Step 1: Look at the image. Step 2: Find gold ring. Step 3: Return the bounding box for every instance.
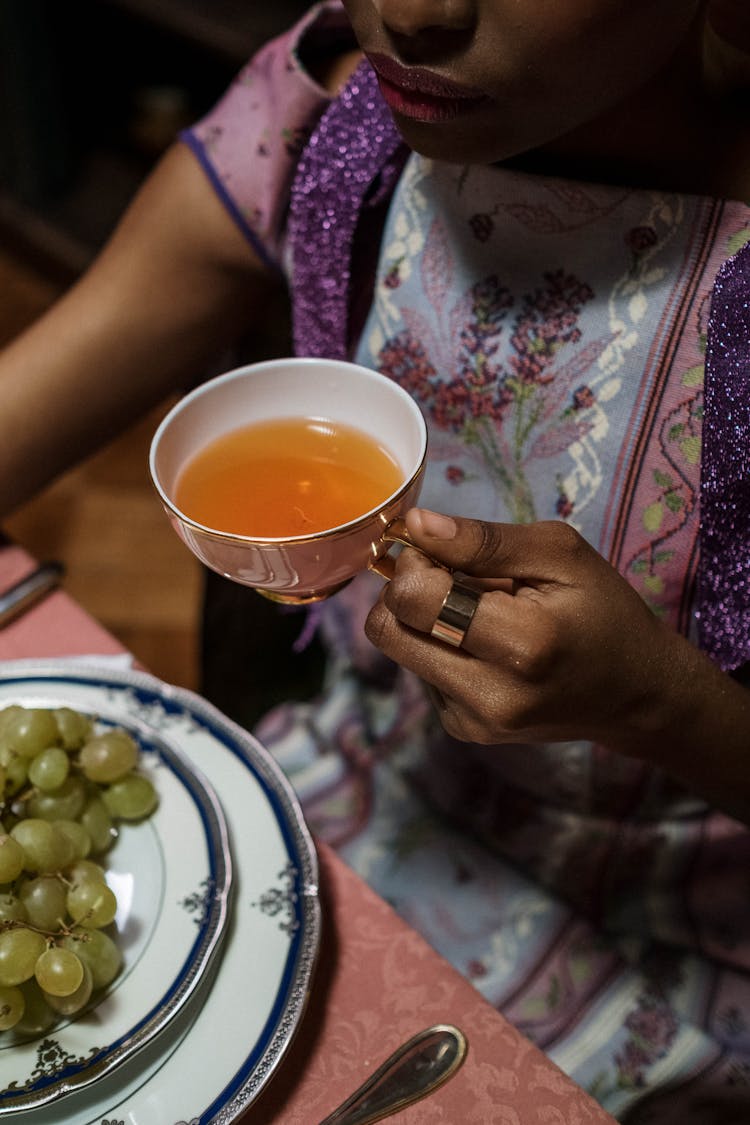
[430,580,481,648]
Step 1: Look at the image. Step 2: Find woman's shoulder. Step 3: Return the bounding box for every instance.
[179,3,361,268]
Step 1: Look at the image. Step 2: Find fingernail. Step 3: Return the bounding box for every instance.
[412,509,457,540]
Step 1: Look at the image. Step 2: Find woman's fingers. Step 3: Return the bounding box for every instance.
[366,575,530,745]
[367,512,683,751]
[403,507,593,586]
[369,545,551,669]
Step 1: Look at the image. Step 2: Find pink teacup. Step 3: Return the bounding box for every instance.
[149,358,427,603]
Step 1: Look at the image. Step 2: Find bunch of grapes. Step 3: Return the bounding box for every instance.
[0,704,158,1035]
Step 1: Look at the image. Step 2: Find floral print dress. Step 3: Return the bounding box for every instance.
[182,5,750,1120]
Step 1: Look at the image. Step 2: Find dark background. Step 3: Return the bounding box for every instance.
[0,0,311,280]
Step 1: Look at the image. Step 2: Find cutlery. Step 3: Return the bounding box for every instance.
[317,1023,467,1125]
[0,561,64,628]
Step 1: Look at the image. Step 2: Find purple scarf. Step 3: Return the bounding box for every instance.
[289,60,750,673]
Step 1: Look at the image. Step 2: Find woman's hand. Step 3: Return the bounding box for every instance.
[366,508,686,753]
[366,508,750,822]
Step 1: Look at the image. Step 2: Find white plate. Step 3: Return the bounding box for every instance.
[0,693,232,1114]
[0,660,320,1124]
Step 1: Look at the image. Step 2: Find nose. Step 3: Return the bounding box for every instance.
[375,0,477,38]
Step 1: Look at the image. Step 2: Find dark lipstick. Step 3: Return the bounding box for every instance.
[366,52,489,123]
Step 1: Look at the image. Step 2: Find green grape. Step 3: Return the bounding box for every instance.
[0,984,25,1030]
[53,819,91,861]
[0,709,23,759]
[10,820,75,875]
[0,709,58,761]
[43,959,93,1016]
[66,859,107,886]
[62,929,122,989]
[0,894,28,925]
[0,834,25,883]
[0,928,46,986]
[79,730,138,784]
[0,706,23,736]
[2,755,27,799]
[79,797,115,855]
[26,776,87,822]
[10,820,58,874]
[66,880,118,929]
[52,824,76,871]
[102,774,158,821]
[14,978,56,1035]
[0,705,160,1037]
[34,946,84,997]
[53,707,92,751]
[19,876,68,932]
[28,747,70,792]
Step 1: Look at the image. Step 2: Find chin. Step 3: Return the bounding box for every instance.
[394,122,496,165]
[392,115,536,167]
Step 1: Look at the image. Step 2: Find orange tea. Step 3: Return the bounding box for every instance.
[174,416,405,538]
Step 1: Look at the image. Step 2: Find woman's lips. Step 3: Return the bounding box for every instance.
[366,52,489,123]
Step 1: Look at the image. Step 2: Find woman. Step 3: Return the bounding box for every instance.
[1,1,749,1117]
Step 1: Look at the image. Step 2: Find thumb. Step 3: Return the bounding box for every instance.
[403,508,583,583]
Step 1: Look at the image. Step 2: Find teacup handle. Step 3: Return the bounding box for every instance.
[369,517,447,582]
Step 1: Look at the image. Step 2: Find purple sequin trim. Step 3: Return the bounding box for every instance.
[697,239,750,671]
[288,59,404,360]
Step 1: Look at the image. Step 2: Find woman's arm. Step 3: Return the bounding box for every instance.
[365,508,750,825]
[0,141,271,516]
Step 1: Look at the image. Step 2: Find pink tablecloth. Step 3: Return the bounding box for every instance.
[0,543,616,1123]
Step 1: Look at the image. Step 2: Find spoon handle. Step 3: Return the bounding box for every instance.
[0,562,64,628]
[317,1024,467,1125]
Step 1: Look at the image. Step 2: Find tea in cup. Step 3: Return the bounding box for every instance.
[149,358,427,603]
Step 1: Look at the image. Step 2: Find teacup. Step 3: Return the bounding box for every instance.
[149,357,428,603]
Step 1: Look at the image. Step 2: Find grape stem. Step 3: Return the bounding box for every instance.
[0,917,78,942]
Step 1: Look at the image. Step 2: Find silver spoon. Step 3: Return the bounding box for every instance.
[317,1024,467,1125]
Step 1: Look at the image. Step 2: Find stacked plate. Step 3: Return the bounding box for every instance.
[0,661,321,1123]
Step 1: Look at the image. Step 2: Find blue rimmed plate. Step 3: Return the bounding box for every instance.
[0,660,320,1123]
[0,684,233,1114]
